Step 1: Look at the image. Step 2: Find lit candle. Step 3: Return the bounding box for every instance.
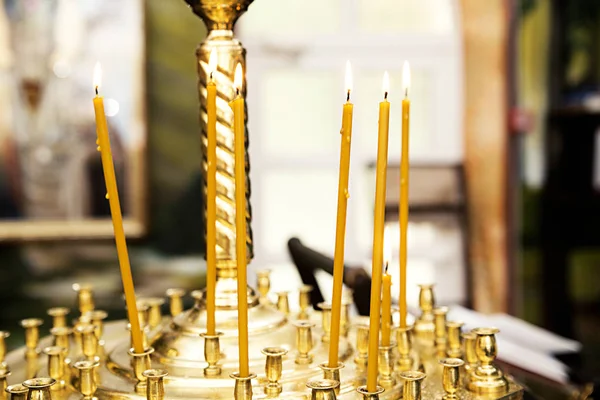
[381,227,392,347]
[231,63,249,377]
[92,62,144,353]
[366,71,391,391]
[328,61,354,368]
[399,61,411,328]
[206,48,218,336]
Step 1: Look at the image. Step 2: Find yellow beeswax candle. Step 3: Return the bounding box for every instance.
[381,227,392,347]
[231,63,249,377]
[399,62,411,329]
[366,72,391,391]
[206,49,218,336]
[328,61,354,368]
[92,62,144,353]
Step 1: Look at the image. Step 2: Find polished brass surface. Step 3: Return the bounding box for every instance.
[318,303,332,343]
[141,298,164,329]
[468,328,508,395]
[414,285,435,346]
[142,369,167,400]
[318,362,344,396]
[276,292,290,315]
[47,308,70,329]
[200,332,224,376]
[396,325,414,372]
[354,325,369,367]
[166,289,186,317]
[22,378,55,400]
[20,319,42,357]
[261,347,287,396]
[356,385,385,400]
[294,321,314,365]
[340,302,350,338]
[446,322,463,359]
[400,371,426,400]
[42,347,65,390]
[5,384,27,400]
[439,358,463,399]
[0,331,10,371]
[307,379,338,400]
[50,328,71,352]
[256,271,271,305]
[85,310,109,339]
[230,373,256,400]
[128,347,154,384]
[74,360,99,399]
[0,370,10,395]
[76,325,98,360]
[462,332,478,375]
[377,344,396,389]
[298,285,313,320]
[73,284,94,315]
[433,307,448,356]
[136,302,150,329]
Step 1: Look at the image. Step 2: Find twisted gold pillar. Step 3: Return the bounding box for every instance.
[186,0,254,277]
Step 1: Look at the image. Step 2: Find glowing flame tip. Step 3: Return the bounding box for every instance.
[402,61,411,96]
[345,60,352,94]
[382,71,390,98]
[93,62,102,90]
[209,48,217,77]
[234,63,243,93]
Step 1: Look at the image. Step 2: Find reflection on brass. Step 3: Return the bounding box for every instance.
[446,321,463,358]
[414,285,435,346]
[462,331,478,375]
[43,346,66,390]
[128,347,154,384]
[261,347,287,396]
[50,327,71,352]
[306,379,338,400]
[20,318,42,356]
[433,307,448,356]
[400,371,426,400]
[76,325,98,360]
[84,310,108,340]
[22,378,55,400]
[200,332,223,377]
[73,284,94,315]
[47,308,70,329]
[377,343,396,389]
[136,301,150,328]
[356,385,385,400]
[354,324,369,367]
[276,292,290,315]
[439,358,464,399]
[396,325,414,371]
[318,303,332,343]
[5,385,27,400]
[340,302,350,338]
[230,373,256,400]
[140,298,165,329]
[293,320,314,364]
[165,288,186,317]
[298,285,313,319]
[256,270,271,304]
[319,362,344,396]
[142,369,168,400]
[468,328,508,395]
[74,360,99,399]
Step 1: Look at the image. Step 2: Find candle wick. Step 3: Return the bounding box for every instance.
[210,71,213,81]
[95,86,99,96]
[384,91,388,100]
[384,262,389,274]
[346,90,350,102]
[236,87,240,97]
[405,88,408,98]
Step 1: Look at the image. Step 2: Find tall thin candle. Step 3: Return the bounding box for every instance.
[381,227,392,347]
[399,61,411,328]
[92,62,144,353]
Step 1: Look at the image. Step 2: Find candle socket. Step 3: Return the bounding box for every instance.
[0,370,10,395]
[306,379,339,400]
[73,284,95,315]
[128,347,155,385]
[43,346,66,390]
[400,371,426,400]
[377,343,396,389]
[165,288,186,317]
[84,310,108,340]
[319,362,344,395]
[276,292,290,315]
[354,324,369,367]
[294,321,314,365]
[433,307,448,355]
[468,328,508,395]
[396,325,415,371]
[439,358,464,399]
[76,325,98,360]
[356,385,384,400]
[50,327,71,353]
[142,369,168,400]
[5,384,27,400]
[256,270,271,305]
[200,332,223,377]
[47,308,69,329]
[20,318,43,357]
[230,373,256,400]
[74,360,99,399]
[22,378,56,400]
[127,324,149,350]
[318,303,331,343]
[446,321,464,358]
[0,331,10,373]
[261,347,288,396]
[414,285,435,345]
[143,298,165,329]
[462,332,478,375]
[298,284,313,320]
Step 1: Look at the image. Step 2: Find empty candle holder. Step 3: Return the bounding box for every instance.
[256,270,271,305]
[143,298,165,329]
[5,384,27,400]
[298,284,313,320]
[414,285,435,345]
[22,378,56,400]
[142,369,168,400]
[128,347,155,385]
[262,346,288,396]
[317,303,332,343]
[294,321,314,365]
[400,371,426,400]
[446,321,464,358]
[20,318,43,357]
[340,301,350,338]
[276,291,290,315]
[230,373,256,400]
[73,360,99,399]
[49,327,71,353]
[462,331,478,375]
[306,379,338,400]
[356,385,384,400]
[0,331,10,373]
[47,308,69,329]
[468,328,508,395]
[0,369,10,395]
[354,324,369,367]
[319,362,344,395]
[396,325,414,371]
[439,357,464,399]
[73,284,95,315]
[165,288,186,317]
[76,325,98,360]
[377,343,396,389]
[200,332,223,377]
[43,346,66,390]
[84,310,108,340]
[433,306,448,355]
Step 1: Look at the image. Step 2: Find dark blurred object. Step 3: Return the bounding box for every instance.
[287,238,371,315]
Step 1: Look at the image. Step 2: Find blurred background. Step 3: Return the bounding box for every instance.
[0,0,599,396]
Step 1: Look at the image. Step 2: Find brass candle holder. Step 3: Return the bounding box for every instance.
[143,298,165,329]
[5,384,27,400]
[294,321,314,364]
[396,325,414,371]
[0,369,10,395]
[73,284,95,315]
[377,343,397,389]
[414,285,435,346]
[318,303,332,343]
[0,331,9,373]
[356,385,385,400]
[76,324,98,360]
[400,371,426,400]
[49,327,71,352]
[307,379,338,400]
[200,332,224,376]
[22,378,56,400]
[47,308,70,329]
[354,324,369,367]
[261,347,288,396]
[256,270,271,305]
[43,346,66,390]
[433,306,448,355]
[462,331,478,375]
[142,369,168,400]
[276,292,290,315]
[468,328,508,395]
[319,362,344,395]
[73,360,99,399]
[298,284,313,320]
[230,373,256,400]
[439,358,464,399]
[85,310,108,339]
[20,318,42,357]
[446,321,464,358]
[165,288,186,317]
[128,347,155,386]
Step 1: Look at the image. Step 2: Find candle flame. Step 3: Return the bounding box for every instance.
[402,61,411,97]
[345,60,352,96]
[382,71,390,99]
[93,62,102,92]
[234,63,243,94]
[208,48,217,78]
[384,225,392,269]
